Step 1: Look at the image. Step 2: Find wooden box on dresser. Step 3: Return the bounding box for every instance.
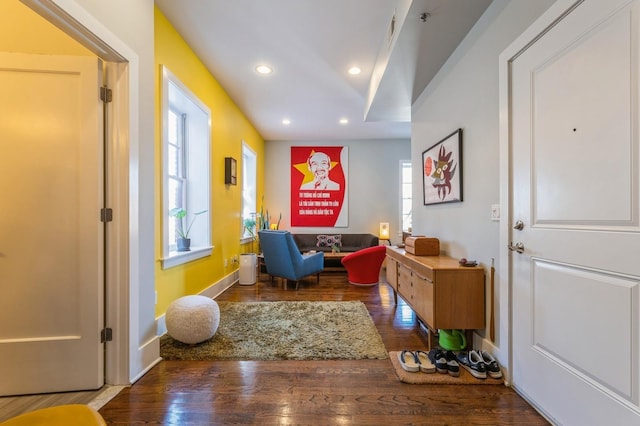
[385,246,485,349]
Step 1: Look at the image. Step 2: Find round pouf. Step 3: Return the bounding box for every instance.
[166,295,220,344]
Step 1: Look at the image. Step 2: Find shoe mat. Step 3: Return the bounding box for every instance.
[388,351,504,385]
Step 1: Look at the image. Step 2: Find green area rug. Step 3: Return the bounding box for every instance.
[160,300,388,361]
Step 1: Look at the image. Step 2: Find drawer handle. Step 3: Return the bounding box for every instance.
[414,273,432,282]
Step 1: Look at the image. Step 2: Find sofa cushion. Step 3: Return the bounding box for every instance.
[292,233,379,255]
[316,234,342,248]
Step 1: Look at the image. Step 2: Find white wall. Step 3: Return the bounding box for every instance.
[411,0,554,350]
[265,139,410,241]
[51,0,157,382]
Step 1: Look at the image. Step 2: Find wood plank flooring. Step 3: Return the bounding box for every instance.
[99,270,549,425]
[0,388,106,422]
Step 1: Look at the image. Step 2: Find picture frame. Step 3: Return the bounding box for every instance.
[422,129,462,205]
[225,157,237,185]
[290,146,348,227]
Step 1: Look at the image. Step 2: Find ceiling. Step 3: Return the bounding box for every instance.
[154,0,492,141]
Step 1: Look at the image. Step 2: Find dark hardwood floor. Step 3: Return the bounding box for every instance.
[99,269,548,425]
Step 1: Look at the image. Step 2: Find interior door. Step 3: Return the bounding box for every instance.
[510,0,640,424]
[0,53,104,395]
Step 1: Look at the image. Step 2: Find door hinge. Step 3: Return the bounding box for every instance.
[101,208,113,222]
[101,327,113,343]
[100,86,112,103]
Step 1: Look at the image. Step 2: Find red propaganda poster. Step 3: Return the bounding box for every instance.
[291,146,348,227]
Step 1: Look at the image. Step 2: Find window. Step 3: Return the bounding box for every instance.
[167,108,186,246]
[241,142,257,242]
[400,160,412,232]
[161,66,212,268]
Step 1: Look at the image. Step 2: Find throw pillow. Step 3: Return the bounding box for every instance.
[316,234,342,248]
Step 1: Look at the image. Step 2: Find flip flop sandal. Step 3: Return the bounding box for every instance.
[397,350,420,372]
[415,350,436,373]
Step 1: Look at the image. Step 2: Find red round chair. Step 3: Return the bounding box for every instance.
[341,245,387,286]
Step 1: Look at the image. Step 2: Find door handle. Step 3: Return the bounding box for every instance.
[508,242,525,253]
[513,220,524,230]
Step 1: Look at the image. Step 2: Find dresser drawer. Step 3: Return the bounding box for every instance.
[412,271,434,326]
[412,263,433,282]
[397,263,414,307]
[398,263,412,288]
[385,256,398,291]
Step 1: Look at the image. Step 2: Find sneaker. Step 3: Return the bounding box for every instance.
[415,350,436,373]
[444,350,460,377]
[427,349,448,374]
[478,350,503,379]
[456,350,487,379]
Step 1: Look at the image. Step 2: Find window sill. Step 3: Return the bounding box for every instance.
[161,245,213,269]
[240,236,256,245]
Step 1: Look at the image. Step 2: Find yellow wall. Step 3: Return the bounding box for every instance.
[0,0,92,55]
[154,7,264,316]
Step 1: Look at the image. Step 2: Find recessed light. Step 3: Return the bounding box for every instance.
[282,118,291,125]
[347,66,361,75]
[256,65,273,75]
[339,118,349,125]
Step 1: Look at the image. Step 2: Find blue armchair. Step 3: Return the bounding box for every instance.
[258,230,324,289]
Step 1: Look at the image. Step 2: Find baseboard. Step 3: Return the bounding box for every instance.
[131,355,162,384]
[156,270,239,336]
[477,336,510,386]
[129,335,161,384]
[200,269,239,299]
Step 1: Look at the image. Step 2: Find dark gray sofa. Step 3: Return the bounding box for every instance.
[291,233,379,267]
[292,233,379,253]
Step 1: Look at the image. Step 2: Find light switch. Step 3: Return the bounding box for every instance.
[491,204,500,221]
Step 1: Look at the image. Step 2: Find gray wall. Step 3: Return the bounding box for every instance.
[265,139,410,241]
[411,0,555,349]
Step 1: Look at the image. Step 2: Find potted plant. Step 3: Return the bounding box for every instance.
[256,196,282,231]
[243,217,257,240]
[169,207,207,251]
[243,217,258,253]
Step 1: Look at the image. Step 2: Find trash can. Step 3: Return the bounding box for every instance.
[239,253,257,285]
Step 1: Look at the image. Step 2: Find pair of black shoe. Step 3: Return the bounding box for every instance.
[456,350,503,379]
[456,350,487,379]
[427,349,459,377]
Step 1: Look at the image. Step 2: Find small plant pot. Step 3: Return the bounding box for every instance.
[177,238,191,252]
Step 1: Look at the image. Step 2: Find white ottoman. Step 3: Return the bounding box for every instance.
[166,295,220,344]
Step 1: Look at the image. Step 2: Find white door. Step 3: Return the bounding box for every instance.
[510,0,640,424]
[0,53,104,395]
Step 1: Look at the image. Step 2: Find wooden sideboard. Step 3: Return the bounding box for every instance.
[385,246,485,348]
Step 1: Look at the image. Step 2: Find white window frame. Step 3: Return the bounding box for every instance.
[161,66,212,268]
[400,159,412,233]
[241,142,257,243]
